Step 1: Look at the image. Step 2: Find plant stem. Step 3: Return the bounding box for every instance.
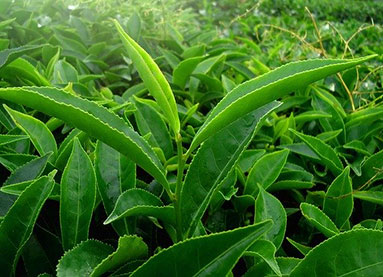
[174,133,185,242]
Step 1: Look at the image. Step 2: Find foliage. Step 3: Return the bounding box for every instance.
[0,0,383,276]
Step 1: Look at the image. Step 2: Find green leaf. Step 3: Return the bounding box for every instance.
[104,188,175,225]
[353,191,383,205]
[173,56,204,89]
[3,152,51,186]
[323,167,353,228]
[90,236,148,277]
[290,129,343,175]
[244,149,289,196]
[57,240,114,277]
[0,45,42,69]
[300,202,339,238]
[354,149,383,188]
[133,97,173,159]
[181,102,280,238]
[290,230,383,276]
[60,139,96,250]
[0,86,170,196]
[114,20,180,134]
[4,105,57,161]
[286,237,312,255]
[0,175,55,276]
[188,56,376,153]
[254,186,287,249]
[95,141,136,236]
[245,239,281,276]
[0,134,28,146]
[130,221,272,277]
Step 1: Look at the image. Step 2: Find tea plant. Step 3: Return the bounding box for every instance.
[0,1,383,276]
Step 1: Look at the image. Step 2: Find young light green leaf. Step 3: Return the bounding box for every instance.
[4,105,57,161]
[104,188,175,225]
[60,139,96,250]
[181,101,280,238]
[130,221,272,277]
[0,175,55,276]
[173,56,204,89]
[300,202,339,238]
[290,129,343,175]
[95,141,136,236]
[188,56,375,153]
[323,167,353,228]
[0,45,43,69]
[57,240,114,277]
[244,149,289,196]
[0,86,170,196]
[290,230,383,276]
[114,20,180,134]
[90,236,148,277]
[254,186,287,249]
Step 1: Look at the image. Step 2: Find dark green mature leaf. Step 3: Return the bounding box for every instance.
[323,167,353,228]
[354,149,383,188]
[104,188,175,225]
[181,101,280,238]
[130,220,272,277]
[254,186,287,249]
[244,149,289,196]
[90,236,148,277]
[291,129,343,175]
[0,134,27,146]
[0,86,170,195]
[114,20,180,134]
[4,105,57,161]
[57,240,114,277]
[286,237,312,255]
[60,139,96,250]
[300,203,339,238]
[0,175,55,276]
[245,239,281,276]
[188,56,376,153]
[95,141,135,236]
[290,230,383,276]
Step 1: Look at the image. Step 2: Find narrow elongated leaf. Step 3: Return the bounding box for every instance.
[0,134,27,146]
[95,141,136,236]
[4,152,51,185]
[173,56,204,89]
[90,236,148,277]
[353,191,383,205]
[57,240,114,277]
[104,188,175,225]
[181,102,280,238]
[0,175,55,276]
[300,203,339,237]
[188,56,375,153]
[290,230,383,276]
[0,86,170,194]
[60,139,96,250]
[114,20,180,134]
[130,220,272,277]
[4,105,57,161]
[354,149,383,188]
[0,45,42,69]
[286,237,312,255]
[323,167,353,228]
[291,129,343,175]
[244,149,289,196]
[254,186,287,249]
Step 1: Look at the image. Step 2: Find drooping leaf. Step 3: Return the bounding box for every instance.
[0,86,170,195]
[188,56,376,153]
[114,20,180,134]
[181,101,280,238]
[323,167,353,228]
[245,239,281,276]
[0,175,55,276]
[300,202,339,238]
[290,230,383,276]
[130,220,272,277]
[60,139,96,250]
